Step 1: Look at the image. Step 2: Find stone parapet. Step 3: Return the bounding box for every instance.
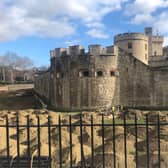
[114,33,148,43]
[152,36,164,43]
[68,45,84,55]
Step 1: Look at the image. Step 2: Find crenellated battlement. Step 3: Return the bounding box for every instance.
[50,45,118,58]
[50,48,67,58]
[152,36,164,43]
[68,45,85,55]
[88,45,104,54]
[114,33,148,42]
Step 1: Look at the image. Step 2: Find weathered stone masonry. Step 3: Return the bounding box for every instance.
[35,27,168,110]
[35,45,120,110]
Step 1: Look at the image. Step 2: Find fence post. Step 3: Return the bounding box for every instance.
[58,115,62,168]
[124,113,127,168]
[16,115,20,168]
[146,114,149,168]
[91,115,94,168]
[6,115,10,168]
[80,113,85,167]
[157,114,160,168]
[101,114,105,168]
[27,115,31,168]
[112,113,116,168]
[48,116,52,168]
[69,115,73,168]
[135,114,138,168]
[37,116,41,168]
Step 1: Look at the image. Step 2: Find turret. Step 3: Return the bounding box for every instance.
[145,27,163,57]
[114,33,148,64]
[50,48,67,58]
[68,45,84,55]
[89,45,103,55]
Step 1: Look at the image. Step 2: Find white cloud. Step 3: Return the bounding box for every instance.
[125,0,168,25]
[154,12,168,33]
[87,29,109,39]
[131,14,154,24]
[0,2,75,41]
[86,22,105,29]
[152,12,168,46]
[124,0,168,46]
[65,39,81,46]
[125,0,168,16]
[0,0,127,41]
[163,36,168,46]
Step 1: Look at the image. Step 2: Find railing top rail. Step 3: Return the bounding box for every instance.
[0,122,168,127]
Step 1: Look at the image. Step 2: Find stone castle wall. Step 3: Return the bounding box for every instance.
[35,27,168,110]
[34,72,50,101]
[150,67,168,107]
[118,50,152,107]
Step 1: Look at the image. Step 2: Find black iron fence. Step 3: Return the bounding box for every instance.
[0,113,166,168]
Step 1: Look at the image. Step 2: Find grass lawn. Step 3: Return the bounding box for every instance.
[104,118,146,125]
[59,111,81,116]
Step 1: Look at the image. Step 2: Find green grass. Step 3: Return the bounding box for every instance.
[59,111,81,116]
[104,118,145,124]
[129,151,146,156]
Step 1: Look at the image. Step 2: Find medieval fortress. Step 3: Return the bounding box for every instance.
[35,27,168,111]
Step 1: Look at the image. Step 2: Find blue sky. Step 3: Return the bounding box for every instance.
[0,0,168,66]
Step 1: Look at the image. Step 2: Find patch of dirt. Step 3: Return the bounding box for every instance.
[0,89,38,110]
[0,89,168,167]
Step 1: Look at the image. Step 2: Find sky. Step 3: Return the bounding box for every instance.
[0,0,168,66]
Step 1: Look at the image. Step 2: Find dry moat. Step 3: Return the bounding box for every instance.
[0,87,168,167]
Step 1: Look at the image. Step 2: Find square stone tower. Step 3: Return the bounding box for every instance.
[145,27,163,57]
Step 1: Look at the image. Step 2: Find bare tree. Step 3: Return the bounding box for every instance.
[0,52,34,70]
[0,52,34,83]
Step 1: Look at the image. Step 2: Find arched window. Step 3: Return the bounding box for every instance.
[96,71,103,77]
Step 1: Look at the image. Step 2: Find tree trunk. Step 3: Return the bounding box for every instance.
[2,67,6,82]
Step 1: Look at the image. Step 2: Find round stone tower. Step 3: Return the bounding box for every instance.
[114,33,148,64]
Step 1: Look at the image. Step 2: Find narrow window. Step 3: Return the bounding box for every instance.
[145,54,147,60]
[129,53,132,57]
[110,71,115,76]
[145,44,147,50]
[97,71,103,77]
[51,73,54,79]
[154,51,157,56]
[79,70,89,77]
[79,72,82,77]
[56,72,61,78]
[128,42,132,49]
[83,71,89,77]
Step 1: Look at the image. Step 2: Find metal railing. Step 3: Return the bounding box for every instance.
[0,113,165,168]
